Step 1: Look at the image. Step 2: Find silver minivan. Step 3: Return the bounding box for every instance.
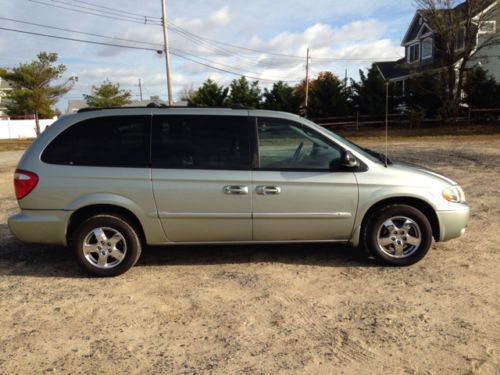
[8,108,470,276]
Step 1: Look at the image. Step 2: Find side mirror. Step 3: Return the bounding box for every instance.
[340,150,359,169]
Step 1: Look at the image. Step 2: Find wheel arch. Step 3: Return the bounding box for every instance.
[351,196,440,247]
[67,204,147,245]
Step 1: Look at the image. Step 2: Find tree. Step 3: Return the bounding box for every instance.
[351,65,395,115]
[414,0,500,118]
[307,72,350,118]
[463,67,500,108]
[0,52,77,135]
[262,81,301,113]
[186,79,229,107]
[226,76,261,108]
[405,71,445,118]
[84,80,132,108]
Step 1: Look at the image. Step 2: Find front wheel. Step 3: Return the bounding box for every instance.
[73,214,142,277]
[361,204,433,266]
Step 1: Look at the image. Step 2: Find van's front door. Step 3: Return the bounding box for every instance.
[151,113,252,242]
[252,117,358,241]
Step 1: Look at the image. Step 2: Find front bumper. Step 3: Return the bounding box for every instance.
[8,210,71,246]
[436,205,470,242]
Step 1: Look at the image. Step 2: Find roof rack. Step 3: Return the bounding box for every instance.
[77,104,256,113]
[77,102,170,113]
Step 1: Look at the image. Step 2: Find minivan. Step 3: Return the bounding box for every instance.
[8,108,470,276]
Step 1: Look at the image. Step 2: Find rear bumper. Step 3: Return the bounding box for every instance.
[8,210,71,246]
[436,206,470,242]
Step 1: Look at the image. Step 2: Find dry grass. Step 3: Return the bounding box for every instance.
[0,139,34,152]
[335,123,500,142]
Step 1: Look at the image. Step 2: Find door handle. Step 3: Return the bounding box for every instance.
[223,185,249,195]
[256,186,281,195]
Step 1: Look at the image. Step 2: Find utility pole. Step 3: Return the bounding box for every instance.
[304,47,310,117]
[161,0,173,106]
[138,79,143,101]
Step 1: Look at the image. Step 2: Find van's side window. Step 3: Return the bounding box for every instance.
[42,116,150,167]
[257,118,342,170]
[152,115,250,170]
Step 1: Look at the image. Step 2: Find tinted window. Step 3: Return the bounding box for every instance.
[257,118,342,170]
[152,115,250,170]
[42,116,150,167]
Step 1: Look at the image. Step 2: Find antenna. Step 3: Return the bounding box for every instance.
[385,80,389,168]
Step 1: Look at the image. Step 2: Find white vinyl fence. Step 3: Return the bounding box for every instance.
[0,118,57,139]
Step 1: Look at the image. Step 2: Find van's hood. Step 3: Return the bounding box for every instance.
[391,160,458,186]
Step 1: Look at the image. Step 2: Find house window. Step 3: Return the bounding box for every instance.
[408,43,420,62]
[422,38,433,59]
[479,21,496,34]
[455,28,466,50]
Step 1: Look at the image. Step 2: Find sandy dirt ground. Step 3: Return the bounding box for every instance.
[0,137,499,375]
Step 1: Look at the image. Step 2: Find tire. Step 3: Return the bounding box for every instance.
[361,204,433,266]
[73,214,142,277]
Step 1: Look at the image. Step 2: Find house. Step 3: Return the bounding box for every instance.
[376,0,499,97]
[66,99,88,114]
[0,77,12,116]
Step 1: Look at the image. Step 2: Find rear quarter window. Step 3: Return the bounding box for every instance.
[42,116,150,167]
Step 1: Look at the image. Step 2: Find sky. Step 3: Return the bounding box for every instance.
[0,0,416,112]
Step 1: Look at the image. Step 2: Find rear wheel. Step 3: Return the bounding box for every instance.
[361,204,433,266]
[73,214,142,277]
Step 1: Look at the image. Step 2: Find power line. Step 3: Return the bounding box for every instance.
[44,0,162,24]
[45,0,161,23]
[167,25,303,70]
[170,23,307,60]
[170,47,300,82]
[28,0,161,25]
[0,26,159,51]
[64,0,161,21]
[169,22,403,61]
[171,45,296,70]
[0,16,163,47]
[0,26,300,83]
[29,0,402,62]
[169,50,301,83]
[0,17,298,80]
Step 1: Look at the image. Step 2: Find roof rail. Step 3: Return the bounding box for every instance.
[76,104,257,113]
[77,102,170,113]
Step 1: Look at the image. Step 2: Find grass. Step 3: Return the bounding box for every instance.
[333,123,500,142]
[0,139,34,152]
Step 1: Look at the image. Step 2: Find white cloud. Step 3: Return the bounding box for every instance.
[173,6,231,32]
[208,6,231,26]
[249,20,389,55]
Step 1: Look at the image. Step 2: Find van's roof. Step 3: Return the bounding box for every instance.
[74,106,303,121]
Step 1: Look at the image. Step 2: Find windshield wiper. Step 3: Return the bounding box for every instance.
[362,148,393,165]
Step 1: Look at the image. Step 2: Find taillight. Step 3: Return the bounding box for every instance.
[14,169,39,200]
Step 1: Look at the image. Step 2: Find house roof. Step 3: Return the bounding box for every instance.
[375,50,468,81]
[375,59,411,80]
